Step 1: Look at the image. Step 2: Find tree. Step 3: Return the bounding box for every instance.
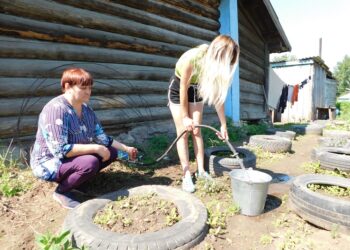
[270,53,298,62]
[334,55,350,96]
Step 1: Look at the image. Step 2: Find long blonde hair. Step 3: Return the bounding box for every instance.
[197,35,240,106]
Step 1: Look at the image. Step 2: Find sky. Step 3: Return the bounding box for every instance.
[270,0,350,72]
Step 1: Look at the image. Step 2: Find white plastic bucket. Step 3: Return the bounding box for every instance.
[229,169,272,216]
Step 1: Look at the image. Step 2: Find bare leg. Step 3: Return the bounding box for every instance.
[169,103,190,174]
[189,102,205,173]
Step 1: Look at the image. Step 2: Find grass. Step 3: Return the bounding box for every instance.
[308,183,350,197]
[0,144,34,197]
[245,145,287,162]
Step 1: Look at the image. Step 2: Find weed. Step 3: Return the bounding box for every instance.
[166,207,180,226]
[196,178,228,196]
[331,224,340,239]
[36,230,87,250]
[301,161,349,178]
[308,183,350,197]
[281,194,289,205]
[259,234,273,245]
[273,213,290,228]
[246,145,286,162]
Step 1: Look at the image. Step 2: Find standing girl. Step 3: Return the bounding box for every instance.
[168,35,240,192]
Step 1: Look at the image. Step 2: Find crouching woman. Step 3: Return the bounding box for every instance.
[30,68,137,209]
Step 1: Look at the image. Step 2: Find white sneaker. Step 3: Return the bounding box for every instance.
[197,171,214,182]
[182,171,195,193]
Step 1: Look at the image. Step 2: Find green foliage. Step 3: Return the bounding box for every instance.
[271,53,298,62]
[0,146,34,197]
[336,102,350,121]
[308,183,350,197]
[301,161,349,178]
[334,55,350,96]
[259,234,273,245]
[36,230,87,250]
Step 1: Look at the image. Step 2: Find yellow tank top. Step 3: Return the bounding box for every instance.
[175,45,208,84]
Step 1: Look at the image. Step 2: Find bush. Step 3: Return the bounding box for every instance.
[337,102,350,121]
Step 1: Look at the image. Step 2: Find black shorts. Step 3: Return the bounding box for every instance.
[168,75,203,104]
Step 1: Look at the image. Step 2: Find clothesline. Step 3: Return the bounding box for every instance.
[277,76,311,113]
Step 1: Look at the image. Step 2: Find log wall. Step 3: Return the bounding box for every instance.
[238,1,268,120]
[0,0,220,143]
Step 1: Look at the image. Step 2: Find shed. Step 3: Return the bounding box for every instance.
[0,0,289,152]
[338,92,350,102]
[269,57,337,122]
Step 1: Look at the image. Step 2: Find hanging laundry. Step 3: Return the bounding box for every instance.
[299,75,311,89]
[277,84,288,113]
[291,84,299,105]
[287,85,294,102]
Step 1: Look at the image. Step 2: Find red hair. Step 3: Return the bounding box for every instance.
[60,68,93,92]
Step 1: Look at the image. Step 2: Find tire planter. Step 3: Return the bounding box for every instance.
[63,185,208,250]
[275,130,296,140]
[305,124,323,135]
[316,148,350,173]
[204,146,256,176]
[318,137,349,148]
[289,174,350,233]
[323,129,350,138]
[249,135,292,153]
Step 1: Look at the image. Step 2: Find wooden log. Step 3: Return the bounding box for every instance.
[240,46,265,69]
[240,104,266,120]
[240,79,263,95]
[0,78,169,97]
[194,0,220,8]
[110,0,219,31]
[54,0,217,41]
[0,59,173,81]
[0,0,207,47]
[0,94,168,117]
[0,36,176,68]
[0,106,173,137]
[239,56,265,76]
[238,34,265,59]
[239,67,264,84]
[158,0,219,19]
[0,14,189,57]
[240,92,264,105]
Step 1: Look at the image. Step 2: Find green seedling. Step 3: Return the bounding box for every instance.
[259,234,273,245]
[36,230,87,250]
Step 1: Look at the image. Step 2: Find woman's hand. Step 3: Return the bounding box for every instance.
[183,116,194,131]
[126,146,138,161]
[216,125,229,141]
[96,145,110,162]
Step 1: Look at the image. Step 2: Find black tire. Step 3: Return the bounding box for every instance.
[275,130,296,140]
[63,185,208,250]
[290,124,307,134]
[316,148,350,173]
[289,174,350,233]
[249,135,292,153]
[323,129,350,138]
[204,146,256,176]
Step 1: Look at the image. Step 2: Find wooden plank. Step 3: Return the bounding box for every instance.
[238,1,264,41]
[54,0,217,41]
[240,47,265,69]
[0,94,168,117]
[0,36,176,68]
[0,59,173,81]
[0,78,169,98]
[0,0,207,47]
[238,22,265,49]
[240,104,266,120]
[158,0,219,19]
[193,0,220,8]
[110,0,219,31]
[239,34,265,59]
[0,14,189,57]
[240,92,264,105]
[239,68,264,84]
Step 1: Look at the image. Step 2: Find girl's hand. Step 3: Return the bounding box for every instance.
[183,117,194,131]
[96,145,110,162]
[126,146,138,161]
[216,125,229,140]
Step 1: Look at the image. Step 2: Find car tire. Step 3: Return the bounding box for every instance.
[249,135,292,153]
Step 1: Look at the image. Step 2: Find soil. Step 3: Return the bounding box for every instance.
[1,134,350,250]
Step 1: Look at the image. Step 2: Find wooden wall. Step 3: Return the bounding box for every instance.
[0,0,220,143]
[238,1,268,120]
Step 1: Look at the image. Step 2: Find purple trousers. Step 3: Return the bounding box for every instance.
[55,147,117,193]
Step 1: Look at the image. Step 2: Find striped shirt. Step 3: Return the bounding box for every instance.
[30,95,112,181]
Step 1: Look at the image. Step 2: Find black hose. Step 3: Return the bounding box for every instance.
[126,124,246,169]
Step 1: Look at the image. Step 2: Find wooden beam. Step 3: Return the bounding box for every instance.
[54,0,217,41]
[0,59,173,81]
[0,36,176,68]
[0,14,189,57]
[0,0,207,47]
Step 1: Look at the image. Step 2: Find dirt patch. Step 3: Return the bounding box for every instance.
[1,134,350,249]
[94,193,180,234]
